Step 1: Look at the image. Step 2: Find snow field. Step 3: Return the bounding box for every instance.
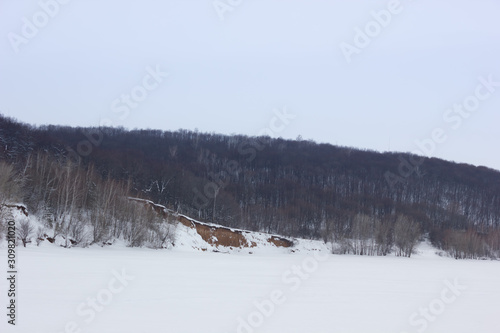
[1,242,499,333]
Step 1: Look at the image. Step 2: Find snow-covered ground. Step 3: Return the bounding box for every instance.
[173,217,328,254]
[1,235,499,333]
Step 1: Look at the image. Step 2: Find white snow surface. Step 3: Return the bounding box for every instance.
[173,218,326,255]
[1,213,499,332]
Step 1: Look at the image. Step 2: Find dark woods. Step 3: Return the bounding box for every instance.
[1,114,499,258]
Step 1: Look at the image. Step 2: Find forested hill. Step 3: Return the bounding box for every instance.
[1,114,499,249]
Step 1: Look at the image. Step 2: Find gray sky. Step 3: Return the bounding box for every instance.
[1,0,500,171]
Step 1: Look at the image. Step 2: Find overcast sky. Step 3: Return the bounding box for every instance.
[1,0,499,171]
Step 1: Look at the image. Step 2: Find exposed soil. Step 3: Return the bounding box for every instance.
[195,223,250,248]
[268,236,294,248]
[178,214,292,249]
[132,197,294,250]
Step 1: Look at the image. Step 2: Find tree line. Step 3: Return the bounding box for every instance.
[0,149,175,248]
[1,114,499,258]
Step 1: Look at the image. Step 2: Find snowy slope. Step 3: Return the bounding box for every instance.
[0,201,328,254]
[173,215,328,255]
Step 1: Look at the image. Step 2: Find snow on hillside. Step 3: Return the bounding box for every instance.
[173,219,328,255]
[0,202,328,254]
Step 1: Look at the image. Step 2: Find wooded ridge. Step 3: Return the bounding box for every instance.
[1,114,499,258]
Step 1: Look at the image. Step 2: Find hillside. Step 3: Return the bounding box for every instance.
[1,220,500,333]
[1,183,499,333]
[1,114,500,258]
[0,201,324,254]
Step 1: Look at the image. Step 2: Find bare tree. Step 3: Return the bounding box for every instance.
[348,214,380,256]
[443,229,490,259]
[375,219,393,256]
[36,227,45,246]
[17,218,34,247]
[89,177,125,243]
[0,161,21,205]
[0,214,6,244]
[149,214,177,249]
[394,215,421,257]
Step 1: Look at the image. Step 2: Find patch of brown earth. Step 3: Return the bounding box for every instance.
[178,215,193,227]
[133,200,295,250]
[194,223,250,248]
[178,215,290,249]
[268,236,294,248]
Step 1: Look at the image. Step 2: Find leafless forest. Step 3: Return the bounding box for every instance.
[1,114,499,258]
